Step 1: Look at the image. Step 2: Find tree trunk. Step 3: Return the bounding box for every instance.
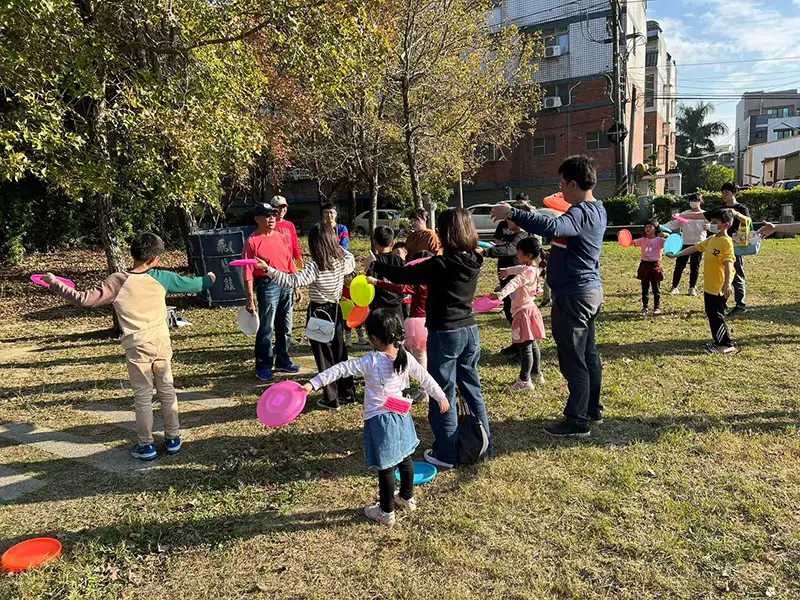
[177,206,199,272]
[401,76,423,208]
[369,168,379,234]
[347,183,357,233]
[95,192,126,337]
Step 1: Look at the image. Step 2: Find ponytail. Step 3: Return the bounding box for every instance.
[393,341,408,375]
[365,308,408,374]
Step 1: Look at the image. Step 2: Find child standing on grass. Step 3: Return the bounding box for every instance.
[368,226,405,322]
[490,237,547,389]
[633,219,666,315]
[303,308,449,526]
[669,208,738,355]
[41,233,215,461]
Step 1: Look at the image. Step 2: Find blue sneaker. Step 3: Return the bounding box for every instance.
[256,366,274,381]
[165,437,182,455]
[275,362,301,374]
[131,443,158,461]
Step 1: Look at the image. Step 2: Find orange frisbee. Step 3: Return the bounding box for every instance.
[346,305,370,328]
[2,537,62,572]
[617,229,633,248]
[542,193,571,213]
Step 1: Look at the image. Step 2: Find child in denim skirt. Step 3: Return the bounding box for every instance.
[303,308,449,525]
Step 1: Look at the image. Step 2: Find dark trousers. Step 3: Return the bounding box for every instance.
[551,288,604,426]
[519,340,541,381]
[704,292,733,347]
[500,275,514,324]
[672,245,702,289]
[308,302,355,404]
[641,281,661,310]
[255,279,293,369]
[378,456,413,513]
[733,256,747,309]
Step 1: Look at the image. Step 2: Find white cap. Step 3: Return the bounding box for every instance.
[270,195,288,207]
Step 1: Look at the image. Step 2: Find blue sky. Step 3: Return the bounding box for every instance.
[647,0,800,145]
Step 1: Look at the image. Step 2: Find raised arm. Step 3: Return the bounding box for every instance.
[370,257,436,285]
[485,231,526,258]
[309,356,369,390]
[46,272,126,308]
[371,279,417,296]
[150,270,214,294]
[508,207,585,238]
[267,262,319,289]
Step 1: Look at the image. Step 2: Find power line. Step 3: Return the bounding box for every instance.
[628,55,800,69]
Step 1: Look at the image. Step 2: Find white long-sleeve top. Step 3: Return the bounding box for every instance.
[666,211,707,245]
[309,351,446,421]
[267,252,355,304]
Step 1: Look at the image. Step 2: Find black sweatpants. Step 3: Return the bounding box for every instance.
[641,281,661,310]
[704,292,733,347]
[378,456,414,513]
[672,245,702,289]
[308,302,355,404]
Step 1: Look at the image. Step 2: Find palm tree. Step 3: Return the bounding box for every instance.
[676,102,729,192]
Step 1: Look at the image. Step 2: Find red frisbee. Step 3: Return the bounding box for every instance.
[229,259,259,267]
[617,229,633,248]
[543,193,571,213]
[346,305,370,328]
[2,537,62,572]
[30,274,75,289]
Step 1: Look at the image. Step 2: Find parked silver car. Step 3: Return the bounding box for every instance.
[353,210,410,235]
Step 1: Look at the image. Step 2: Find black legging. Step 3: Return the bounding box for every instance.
[378,456,414,513]
[672,245,702,289]
[518,340,541,381]
[308,302,355,404]
[641,281,661,310]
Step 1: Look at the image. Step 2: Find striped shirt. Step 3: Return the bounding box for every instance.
[267,251,356,304]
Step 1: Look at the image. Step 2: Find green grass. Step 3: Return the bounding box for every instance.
[1,239,800,599]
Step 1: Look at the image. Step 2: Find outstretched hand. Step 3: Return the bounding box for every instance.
[254,258,270,271]
[759,222,776,238]
[365,276,378,286]
[490,202,512,223]
[302,383,313,393]
[41,272,57,286]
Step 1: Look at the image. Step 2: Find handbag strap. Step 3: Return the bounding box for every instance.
[310,307,333,322]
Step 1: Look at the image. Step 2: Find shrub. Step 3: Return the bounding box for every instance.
[603,195,640,225]
[698,187,800,221]
[652,194,687,223]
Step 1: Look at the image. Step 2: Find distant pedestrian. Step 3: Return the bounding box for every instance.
[322,202,350,250]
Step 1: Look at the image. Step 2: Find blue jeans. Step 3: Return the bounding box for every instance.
[427,325,492,465]
[255,279,294,369]
[550,287,604,427]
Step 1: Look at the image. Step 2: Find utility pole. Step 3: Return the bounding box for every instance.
[611,0,627,194]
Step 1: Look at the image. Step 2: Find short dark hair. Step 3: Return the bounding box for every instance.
[437,207,478,251]
[688,193,703,204]
[558,155,597,191]
[321,202,337,212]
[373,225,395,248]
[410,250,434,261]
[720,182,739,195]
[707,207,734,225]
[409,208,428,222]
[130,232,165,262]
[646,218,660,230]
[511,201,530,212]
[392,241,406,250]
[515,192,529,202]
[516,235,542,259]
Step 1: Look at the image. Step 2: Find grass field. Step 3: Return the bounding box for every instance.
[1,237,799,600]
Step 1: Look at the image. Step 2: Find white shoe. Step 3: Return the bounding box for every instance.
[532,373,545,385]
[394,494,418,511]
[364,504,395,525]
[423,449,454,469]
[640,308,648,316]
[688,288,697,296]
[669,287,680,295]
[653,307,662,315]
[511,378,534,390]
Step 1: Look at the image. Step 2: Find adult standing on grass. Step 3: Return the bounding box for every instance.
[321,202,350,249]
[243,203,301,381]
[271,195,303,268]
[404,208,441,258]
[491,155,606,438]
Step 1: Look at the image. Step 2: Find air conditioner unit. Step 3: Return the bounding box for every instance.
[544,45,562,58]
[544,96,563,109]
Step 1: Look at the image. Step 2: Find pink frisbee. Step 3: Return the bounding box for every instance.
[673,215,690,224]
[30,274,75,289]
[405,256,431,267]
[229,258,259,267]
[257,381,308,427]
[472,295,502,313]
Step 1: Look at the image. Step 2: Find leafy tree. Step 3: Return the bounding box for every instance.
[676,102,728,193]
[702,163,735,192]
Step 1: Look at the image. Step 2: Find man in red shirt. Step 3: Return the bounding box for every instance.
[243,203,300,380]
[271,195,303,267]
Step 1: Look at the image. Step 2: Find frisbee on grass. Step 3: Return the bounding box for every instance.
[229,258,259,267]
[237,308,260,336]
[664,233,684,256]
[346,304,370,328]
[542,193,571,213]
[396,461,437,485]
[30,274,75,289]
[257,380,308,427]
[2,537,62,572]
[617,229,633,248]
[473,295,502,313]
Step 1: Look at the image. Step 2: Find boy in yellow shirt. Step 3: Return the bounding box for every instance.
[669,208,738,355]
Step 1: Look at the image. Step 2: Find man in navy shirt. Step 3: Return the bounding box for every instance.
[492,155,606,437]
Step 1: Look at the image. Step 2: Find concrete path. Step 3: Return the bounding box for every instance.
[0,465,46,502]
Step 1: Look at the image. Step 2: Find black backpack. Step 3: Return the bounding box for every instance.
[455,396,489,465]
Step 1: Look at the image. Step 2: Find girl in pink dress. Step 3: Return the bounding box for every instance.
[633,219,666,315]
[490,236,547,390]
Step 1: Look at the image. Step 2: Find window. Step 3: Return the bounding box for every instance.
[470,206,491,216]
[766,107,790,118]
[543,83,570,105]
[586,131,610,151]
[645,74,655,109]
[542,26,569,54]
[533,136,556,156]
[480,144,505,162]
[776,129,797,140]
[643,144,654,159]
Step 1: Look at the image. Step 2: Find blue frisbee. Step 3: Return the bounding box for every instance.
[664,233,683,256]
[477,241,494,249]
[396,461,437,485]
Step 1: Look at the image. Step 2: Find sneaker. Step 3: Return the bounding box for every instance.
[256,366,274,381]
[364,503,395,525]
[317,397,341,411]
[394,494,418,511]
[164,437,182,455]
[511,378,534,390]
[589,413,604,425]
[727,306,747,317]
[275,362,301,374]
[131,443,158,461]
[669,287,680,295]
[500,344,517,355]
[653,307,663,315]
[688,287,697,297]
[706,342,739,356]
[532,373,545,385]
[339,395,359,406]
[640,308,648,316]
[543,419,591,438]
[423,449,454,469]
